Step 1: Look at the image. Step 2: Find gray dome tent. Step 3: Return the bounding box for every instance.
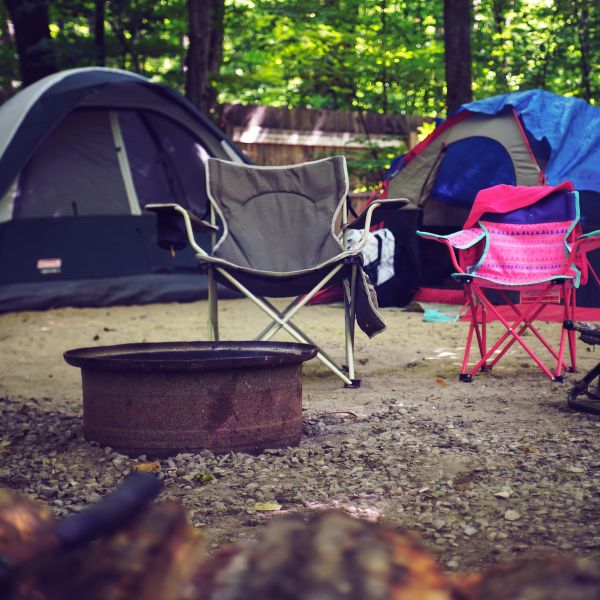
[0,67,249,312]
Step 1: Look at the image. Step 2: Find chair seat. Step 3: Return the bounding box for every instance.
[206,257,356,298]
[452,272,575,289]
[198,248,355,279]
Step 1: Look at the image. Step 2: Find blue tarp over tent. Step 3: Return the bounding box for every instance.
[384,89,600,221]
[405,90,600,213]
[463,90,600,194]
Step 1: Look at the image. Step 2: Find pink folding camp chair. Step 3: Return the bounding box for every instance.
[418,182,600,382]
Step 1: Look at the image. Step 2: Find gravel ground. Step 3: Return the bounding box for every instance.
[1,299,599,573]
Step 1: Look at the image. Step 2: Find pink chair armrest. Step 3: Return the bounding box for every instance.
[574,230,600,255]
[417,228,485,273]
[417,228,485,249]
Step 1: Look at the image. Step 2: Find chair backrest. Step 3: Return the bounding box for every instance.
[206,157,349,272]
[469,190,581,286]
[481,189,578,225]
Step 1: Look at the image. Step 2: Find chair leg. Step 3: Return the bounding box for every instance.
[468,288,558,381]
[480,302,488,368]
[566,285,578,372]
[257,298,342,372]
[212,265,355,386]
[254,265,343,342]
[492,289,570,374]
[343,264,360,388]
[488,286,573,379]
[207,267,219,341]
[256,296,304,341]
[460,318,477,382]
[256,305,352,383]
[488,302,546,369]
[555,284,571,381]
[474,300,489,369]
[460,288,486,381]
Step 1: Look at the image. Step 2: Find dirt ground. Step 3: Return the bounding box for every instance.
[1,298,599,572]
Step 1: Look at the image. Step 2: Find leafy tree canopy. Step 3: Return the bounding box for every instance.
[218,0,598,114]
[0,0,597,114]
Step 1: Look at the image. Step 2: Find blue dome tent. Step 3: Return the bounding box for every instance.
[0,67,249,312]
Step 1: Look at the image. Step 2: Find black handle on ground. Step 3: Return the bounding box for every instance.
[0,472,162,589]
[55,472,162,548]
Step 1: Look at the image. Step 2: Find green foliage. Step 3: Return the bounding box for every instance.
[1,0,597,111]
[313,136,407,192]
[345,144,406,192]
[220,0,447,114]
[48,0,188,86]
[193,471,216,485]
[471,0,599,102]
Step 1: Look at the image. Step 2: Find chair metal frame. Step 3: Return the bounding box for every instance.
[147,159,407,387]
[457,277,577,382]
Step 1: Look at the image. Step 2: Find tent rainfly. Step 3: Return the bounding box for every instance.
[0,67,249,313]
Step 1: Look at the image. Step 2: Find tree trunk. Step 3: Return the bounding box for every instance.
[491,0,509,89]
[94,0,106,67]
[3,0,56,86]
[380,0,388,114]
[573,1,591,102]
[443,0,472,116]
[0,4,17,101]
[186,0,225,114]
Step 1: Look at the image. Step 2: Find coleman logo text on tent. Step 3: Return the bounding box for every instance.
[36,258,62,274]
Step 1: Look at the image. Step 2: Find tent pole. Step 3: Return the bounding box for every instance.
[109,111,141,215]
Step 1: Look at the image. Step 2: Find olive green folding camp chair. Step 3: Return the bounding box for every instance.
[147,156,408,387]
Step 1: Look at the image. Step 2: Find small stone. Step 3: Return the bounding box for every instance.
[504,510,521,521]
[463,526,477,536]
[494,490,511,499]
[565,466,584,474]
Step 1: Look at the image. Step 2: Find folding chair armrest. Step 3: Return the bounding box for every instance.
[573,229,600,255]
[343,198,410,232]
[426,236,464,273]
[417,227,485,248]
[341,198,409,254]
[144,203,212,255]
[417,228,485,274]
[145,203,218,232]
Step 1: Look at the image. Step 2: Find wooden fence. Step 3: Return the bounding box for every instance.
[218,104,428,197]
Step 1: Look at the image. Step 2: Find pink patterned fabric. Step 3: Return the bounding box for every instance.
[473,220,577,286]
[446,228,484,248]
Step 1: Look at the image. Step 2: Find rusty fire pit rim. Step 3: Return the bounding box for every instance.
[63,340,318,372]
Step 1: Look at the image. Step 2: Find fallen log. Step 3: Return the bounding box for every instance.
[193,511,455,600]
[1,484,600,600]
[456,555,600,600]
